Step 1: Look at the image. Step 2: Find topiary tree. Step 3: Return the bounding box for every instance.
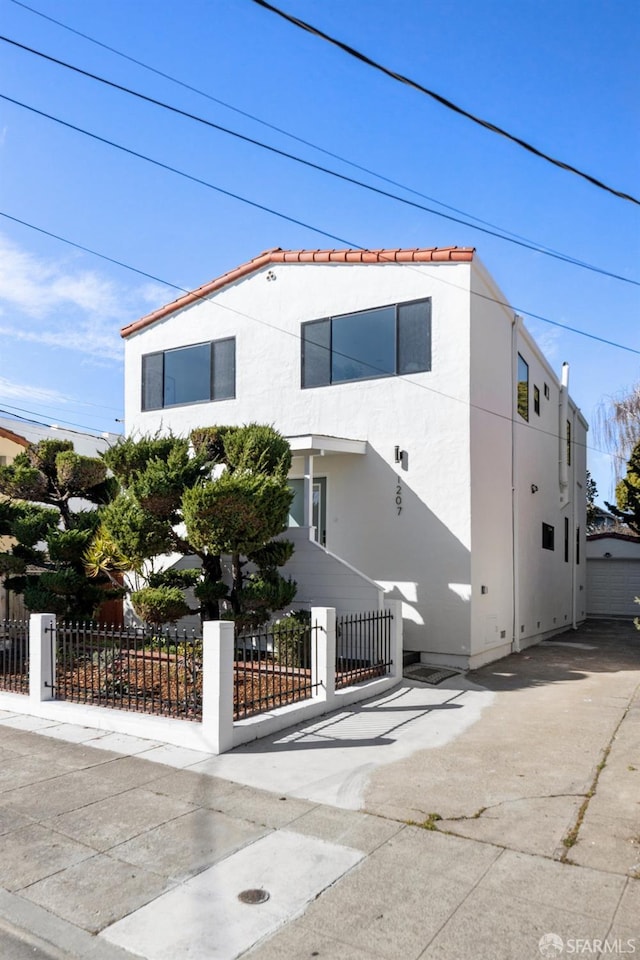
[97,425,296,630]
[0,439,122,620]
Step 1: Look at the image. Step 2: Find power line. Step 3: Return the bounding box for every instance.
[5,0,598,259]
[0,405,120,435]
[249,0,640,207]
[1,80,637,289]
[2,208,639,361]
[0,210,632,466]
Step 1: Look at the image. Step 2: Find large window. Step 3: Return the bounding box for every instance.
[142,338,235,410]
[517,354,529,421]
[301,298,431,388]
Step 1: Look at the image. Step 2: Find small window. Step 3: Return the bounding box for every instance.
[0,455,6,466]
[141,338,235,411]
[544,383,550,399]
[542,523,555,551]
[517,354,529,421]
[533,385,540,416]
[564,517,569,562]
[576,526,580,564]
[566,420,571,466]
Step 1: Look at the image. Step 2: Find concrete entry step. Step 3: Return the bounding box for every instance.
[403,664,461,685]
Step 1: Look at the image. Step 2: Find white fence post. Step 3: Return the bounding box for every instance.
[311,607,336,707]
[29,613,56,703]
[384,599,403,678]
[202,620,235,754]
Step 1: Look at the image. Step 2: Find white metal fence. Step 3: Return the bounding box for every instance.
[0,602,403,754]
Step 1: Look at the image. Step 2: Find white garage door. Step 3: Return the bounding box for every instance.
[587,558,640,617]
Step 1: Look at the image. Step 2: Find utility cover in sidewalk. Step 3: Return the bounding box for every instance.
[404,665,461,685]
[101,830,363,960]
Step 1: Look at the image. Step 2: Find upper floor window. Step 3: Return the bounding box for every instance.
[533,385,540,416]
[301,298,431,388]
[517,354,529,421]
[141,338,235,411]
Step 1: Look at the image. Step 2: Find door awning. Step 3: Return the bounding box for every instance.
[287,434,367,457]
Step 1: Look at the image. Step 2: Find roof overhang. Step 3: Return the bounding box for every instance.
[287,434,367,457]
[121,246,475,339]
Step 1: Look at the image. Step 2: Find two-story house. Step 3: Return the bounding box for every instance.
[122,246,588,670]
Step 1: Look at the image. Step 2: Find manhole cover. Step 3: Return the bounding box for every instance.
[237,888,270,905]
[404,666,460,685]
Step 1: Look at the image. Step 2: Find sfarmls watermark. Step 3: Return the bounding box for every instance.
[539,935,637,956]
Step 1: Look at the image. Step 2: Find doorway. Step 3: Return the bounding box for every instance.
[288,477,327,546]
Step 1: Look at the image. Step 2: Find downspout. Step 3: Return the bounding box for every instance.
[559,363,577,629]
[559,363,569,505]
[511,314,521,653]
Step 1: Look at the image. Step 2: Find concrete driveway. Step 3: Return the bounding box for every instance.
[0,618,637,959]
[365,618,640,874]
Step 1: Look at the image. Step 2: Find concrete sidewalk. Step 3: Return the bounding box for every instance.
[0,619,637,959]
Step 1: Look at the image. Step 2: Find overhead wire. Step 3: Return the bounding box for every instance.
[0,396,121,427]
[0,40,638,288]
[250,0,640,207]
[0,404,119,435]
[2,197,638,360]
[0,85,640,286]
[0,208,635,470]
[4,0,601,255]
[1,7,634,473]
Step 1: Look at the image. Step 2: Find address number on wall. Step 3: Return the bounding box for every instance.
[396,476,402,515]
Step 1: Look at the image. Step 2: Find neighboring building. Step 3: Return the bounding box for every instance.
[0,422,29,466]
[587,532,640,618]
[121,246,588,669]
[0,417,120,460]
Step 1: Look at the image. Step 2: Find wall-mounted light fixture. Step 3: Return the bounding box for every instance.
[531,483,539,494]
[394,446,405,463]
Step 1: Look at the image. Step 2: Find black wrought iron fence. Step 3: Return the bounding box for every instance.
[234,620,319,720]
[49,622,203,720]
[0,619,29,694]
[335,609,393,689]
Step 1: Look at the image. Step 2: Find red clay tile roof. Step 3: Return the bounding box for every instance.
[121,246,475,339]
[0,425,29,448]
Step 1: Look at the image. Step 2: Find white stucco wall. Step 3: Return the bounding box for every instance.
[468,264,515,663]
[509,322,587,650]
[125,259,474,658]
[123,256,587,667]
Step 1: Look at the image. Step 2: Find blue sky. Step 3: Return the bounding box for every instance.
[0,0,638,506]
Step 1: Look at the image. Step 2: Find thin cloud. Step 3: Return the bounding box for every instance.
[526,321,562,363]
[0,233,153,363]
[0,376,69,405]
[0,322,122,363]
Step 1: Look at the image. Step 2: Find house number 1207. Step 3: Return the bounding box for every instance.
[396,477,402,515]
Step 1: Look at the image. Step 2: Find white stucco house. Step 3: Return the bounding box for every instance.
[121,246,588,670]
